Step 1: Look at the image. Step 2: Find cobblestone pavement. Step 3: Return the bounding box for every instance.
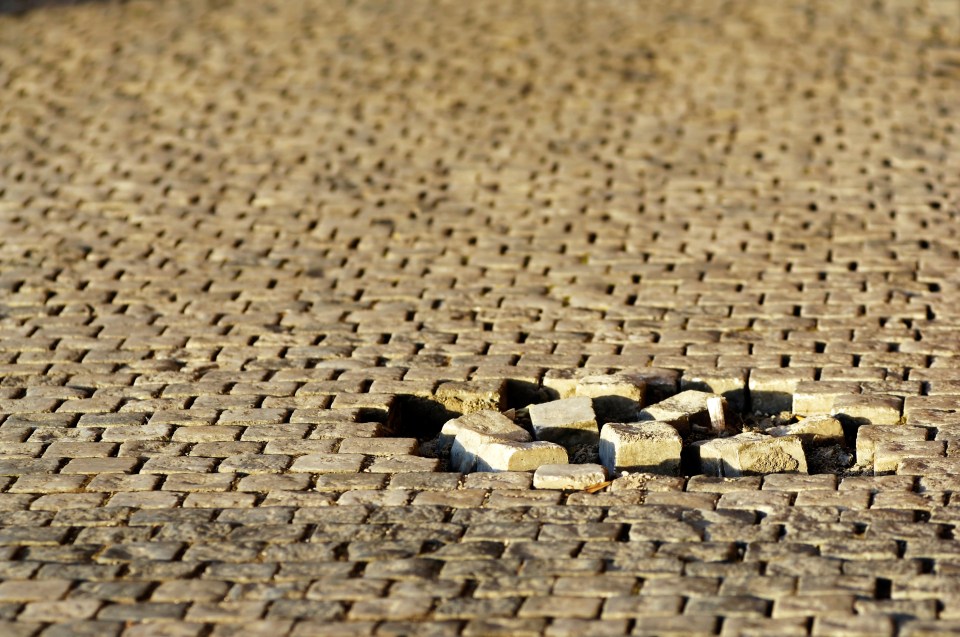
[2,0,960,635]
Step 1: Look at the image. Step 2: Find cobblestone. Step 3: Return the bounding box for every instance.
[528,397,600,450]
[2,0,960,634]
[600,421,683,476]
[533,463,606,490]
[697,433,808,477]
[637,390,729,436]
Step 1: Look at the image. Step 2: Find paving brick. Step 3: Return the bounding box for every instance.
[812,615,896,637]
[475,440,568,473]
[833,395,904,426]
[518,595,602,619]
[637,390,729,436]
[599,421,682,476]
[528,397,600,450]
[533,463,606,490]
[697,433,807,477]
[768,415,845,446]
[435,380,506,415]
[856,425,928,467]
[2,1,960,634]
[0,580,71,602]
[440,411,532,473]
[631,615,718,636]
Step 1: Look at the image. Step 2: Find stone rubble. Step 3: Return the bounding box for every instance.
[433,381,913,480]
[436,384,771,479]
[767,414,845,446]
[532,463,607,490]
[475,440,568,472]
[440,411,532,473]
[696,432,808,477]
[599,421,683,476]
[4,0,960,633]
[527,397,600,450]
[637,389,731,435]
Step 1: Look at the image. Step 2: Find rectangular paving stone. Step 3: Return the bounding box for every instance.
[529,397,600,449]
[339,437,418,456]
[290,453,365,473]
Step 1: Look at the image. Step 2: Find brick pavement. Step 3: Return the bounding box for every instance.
[2,0,960,634]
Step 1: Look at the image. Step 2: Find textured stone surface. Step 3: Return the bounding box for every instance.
[474,440,568,472]
[542,371,646,423]
[792,382,861,416]
[435,380,507,416]
[768,415,845,446]
[697,433,808,477]
[637,390,729,435]
[532,464,606,490]
[599,421,682,476]
[832,395,904,426]
[439,411,532,472]
[528,397,599,450]
[2,0,960,634]
[856,426,928,468]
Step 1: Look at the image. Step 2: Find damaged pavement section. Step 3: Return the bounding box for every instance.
[402,362,921,486]
[417,371,895,485]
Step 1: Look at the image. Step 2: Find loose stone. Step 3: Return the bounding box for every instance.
[767,415,845,446]
[474,440,568,472]
[599,421,682,476]
[696,433,808,477]
[439,411,532,473]
[435,379,507,415]
[528,397,600,450]
[638,390,731,435]
[533,463,607,490]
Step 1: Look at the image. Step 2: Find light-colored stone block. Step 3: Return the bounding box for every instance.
[528,397,599,450]
[541,368,584,399]
[576,375,645,423]
[533,463,606,490]
[474,440,568,472]
[855,425,927,467]
[791,381,861,416]
[439,410,531,452]
[748,368,816,414]
[542,370,646,423]
[832,395,903,425]
[638,390,730,435]
[435,379,506,415]
[767,415,845,446]
[599,421,682,476]
[696,433,807,477]
[874,440,944,473]
[439,411,532,473]
[681,368,748,412]
[574,375,645,401]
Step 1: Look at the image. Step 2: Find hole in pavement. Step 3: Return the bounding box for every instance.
[385,373,865,486]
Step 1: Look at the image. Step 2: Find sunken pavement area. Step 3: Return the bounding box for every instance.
[2,1,960,635]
